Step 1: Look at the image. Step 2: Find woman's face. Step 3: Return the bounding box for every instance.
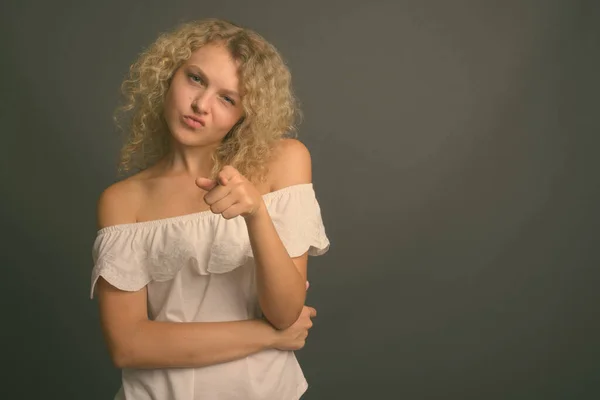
[163,43,244,147]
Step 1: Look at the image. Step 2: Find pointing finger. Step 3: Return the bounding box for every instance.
[218,165,239,184]
[196,177,218,191]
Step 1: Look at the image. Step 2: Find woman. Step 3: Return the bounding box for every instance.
[90,18,330,400]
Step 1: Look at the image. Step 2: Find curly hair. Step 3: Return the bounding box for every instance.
[113,18,301,183]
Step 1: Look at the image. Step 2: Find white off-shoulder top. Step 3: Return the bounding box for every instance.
[90,183,330,400]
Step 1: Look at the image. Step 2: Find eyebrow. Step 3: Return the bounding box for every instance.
[187,64,241,98]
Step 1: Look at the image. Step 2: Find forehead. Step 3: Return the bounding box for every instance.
[185,44,239,78]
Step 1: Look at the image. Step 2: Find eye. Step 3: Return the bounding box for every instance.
[188,73,204,85]
[223,96,235,106]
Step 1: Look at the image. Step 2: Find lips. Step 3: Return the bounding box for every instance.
[183,115,205,129]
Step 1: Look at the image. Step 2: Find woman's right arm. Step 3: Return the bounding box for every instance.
[97,277,280,369]
[95,181,315,369]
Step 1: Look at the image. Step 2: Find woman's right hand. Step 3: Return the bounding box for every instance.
[270,305,317,351]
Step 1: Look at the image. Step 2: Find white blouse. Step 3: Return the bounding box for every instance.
[90,183,330,400]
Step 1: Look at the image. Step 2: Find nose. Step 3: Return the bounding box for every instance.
[192,91,210,114]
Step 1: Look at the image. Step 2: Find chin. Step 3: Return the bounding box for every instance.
[169,128,221,148]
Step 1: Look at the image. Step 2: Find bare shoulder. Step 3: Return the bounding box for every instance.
[96,175,145,230]
[268,138,312,191]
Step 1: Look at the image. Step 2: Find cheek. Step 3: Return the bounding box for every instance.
[214,107,242,129]
[167,80,191,107]
[163,86,178,113]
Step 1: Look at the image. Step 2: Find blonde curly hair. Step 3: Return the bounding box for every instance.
[113,18,301,183]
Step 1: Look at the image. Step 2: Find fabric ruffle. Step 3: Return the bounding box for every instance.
[90,183,330,299]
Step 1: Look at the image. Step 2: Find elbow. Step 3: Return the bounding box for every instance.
[111,354,127,369]
[108,342,136,369]
[261,292,306,330]
[268,308,304,331]
[271,319,293,331]
[104,321,147,369]
[105,330,141,369]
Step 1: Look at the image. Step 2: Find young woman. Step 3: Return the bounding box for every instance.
[90,18,330,400]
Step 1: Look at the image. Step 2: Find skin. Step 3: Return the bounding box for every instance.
[95,42,318,369]
[160,42,245,178]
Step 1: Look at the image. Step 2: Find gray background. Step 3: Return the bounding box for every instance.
[2,0,599,399]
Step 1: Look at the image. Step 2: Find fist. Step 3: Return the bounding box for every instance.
[272,305,317,351]
[195,165,265,220]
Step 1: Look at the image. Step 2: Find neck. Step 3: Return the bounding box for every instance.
[160,143,218,179]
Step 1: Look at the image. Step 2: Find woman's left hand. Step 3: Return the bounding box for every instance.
[195,165,265,220]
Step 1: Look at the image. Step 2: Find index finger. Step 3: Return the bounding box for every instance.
[217,165,240,185]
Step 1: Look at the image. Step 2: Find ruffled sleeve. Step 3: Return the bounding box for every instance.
[89,183,330,298]
[90,217,212,298]
[263,183,330,258]
[90,228,150,299]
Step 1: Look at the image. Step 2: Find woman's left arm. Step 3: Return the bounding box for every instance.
[245,139,312,330]
[196,139,312,330]
[245,207,307,330]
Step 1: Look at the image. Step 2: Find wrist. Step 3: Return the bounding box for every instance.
[255,319,279,349]
[244,199,268,223]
